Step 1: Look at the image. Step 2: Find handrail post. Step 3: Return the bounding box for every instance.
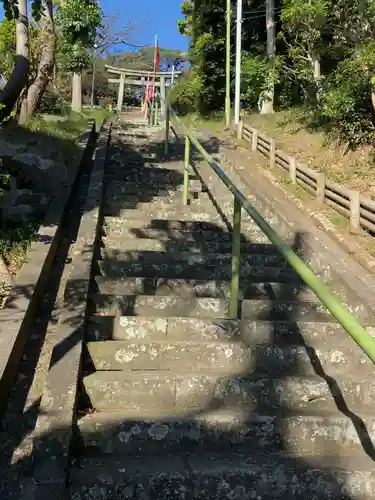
[164,104,169,157]
[183,135,190,205]
[230,197,241,318]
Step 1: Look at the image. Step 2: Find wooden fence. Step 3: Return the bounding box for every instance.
[235,121,375,234]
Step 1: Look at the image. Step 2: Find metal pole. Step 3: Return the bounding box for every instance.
[154,99,159,126]
[164,104,169,156]
[234,0,242,126]
[230,197,241,318]
[150,34,158,125]
[225,0,231,127]
[183,136,190,206]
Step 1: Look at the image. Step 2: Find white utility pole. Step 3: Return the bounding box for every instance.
[260,0,275,114]
[234,0,243,125]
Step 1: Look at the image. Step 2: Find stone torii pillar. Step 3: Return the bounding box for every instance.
[117,73,125,113]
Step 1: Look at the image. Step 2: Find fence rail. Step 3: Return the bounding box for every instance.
[163,105,375,365]
[239,122,373,234]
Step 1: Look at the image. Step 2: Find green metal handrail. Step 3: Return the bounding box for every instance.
[163,104,375,364]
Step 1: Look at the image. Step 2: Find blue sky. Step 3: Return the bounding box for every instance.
[0,0,188,51]
[103,0,188,51]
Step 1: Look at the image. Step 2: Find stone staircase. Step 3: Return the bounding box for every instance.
[69,119,375,499]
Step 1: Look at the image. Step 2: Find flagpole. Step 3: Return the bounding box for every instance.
[144,72,150,118]
[150,34,158,125]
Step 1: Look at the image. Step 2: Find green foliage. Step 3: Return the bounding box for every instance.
[168,72,202,115]
[57,0,102,46]
[320,44,375,147]
[0,19,15,78]
[240,55,269,110]
[240,54,283,110]
[37,86,69,115]
[0,158,9,199]
[178,1,194,37]
[57,0,102,72]
[2,0,43,21]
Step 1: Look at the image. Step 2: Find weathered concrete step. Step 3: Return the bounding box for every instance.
[69,452,375,499]
[86,339,374,376]
[101,236,282,254]
[87,340,248,373]
[103,209,231,226]
[87,317,375,353]
[103,215,233,232]
[103,179,206,193]
[100,248,288,268]
[92,295,329,321]
[102,192,206,206]
[94,276,313,301]
[98,259,299,282]
[104,166,186,179]
[102,203,221,218]
[102,224,273,244]
[83,371,375,412]
[76,408,375,457]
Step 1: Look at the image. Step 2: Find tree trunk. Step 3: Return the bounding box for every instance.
[19,0,56,124]
[310,48,322,103]
[0,0,29,122]
[260,0,275,114]
[371,88,375,115]
[71,71,83,113]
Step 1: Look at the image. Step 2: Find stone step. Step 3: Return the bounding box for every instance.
[102,225,273,244]
[83,371,375,412]
[87,316,373,349]
[104,165,187,179]
[102,202,221,218]
[94,276,313,301]
[76,408,375,457]
[97,259,300,282]
[102,191,216,206]
[92,295,329,322]
[103,209,231,226]
[68,452,375,499]
[101,236,283,254]
[100,248,289,268]
[86,340,248,374]
[103,179,206,194]
[86,339,374,376]
[103,215,233,233]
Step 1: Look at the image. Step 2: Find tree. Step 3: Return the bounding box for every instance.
[0,0,29,121]
[281,0,330,104]
[178,1,194,38]
[57,0,102,112]
[19,0,56,123]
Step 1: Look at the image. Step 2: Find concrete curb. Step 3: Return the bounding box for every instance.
[0,120,96,418]
[29,121,112,499]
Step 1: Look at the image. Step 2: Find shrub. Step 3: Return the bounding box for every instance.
[320,45,375,147]
[37,87,69,116]
[168,71,202,115]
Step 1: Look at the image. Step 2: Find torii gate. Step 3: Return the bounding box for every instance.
[105,65,182,118]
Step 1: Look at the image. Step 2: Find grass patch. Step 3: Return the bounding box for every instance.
[0,220,39,271]
[242,108,375,199]
[0,107,114,277]
[26,107,113,164]
[179,112,225,133]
